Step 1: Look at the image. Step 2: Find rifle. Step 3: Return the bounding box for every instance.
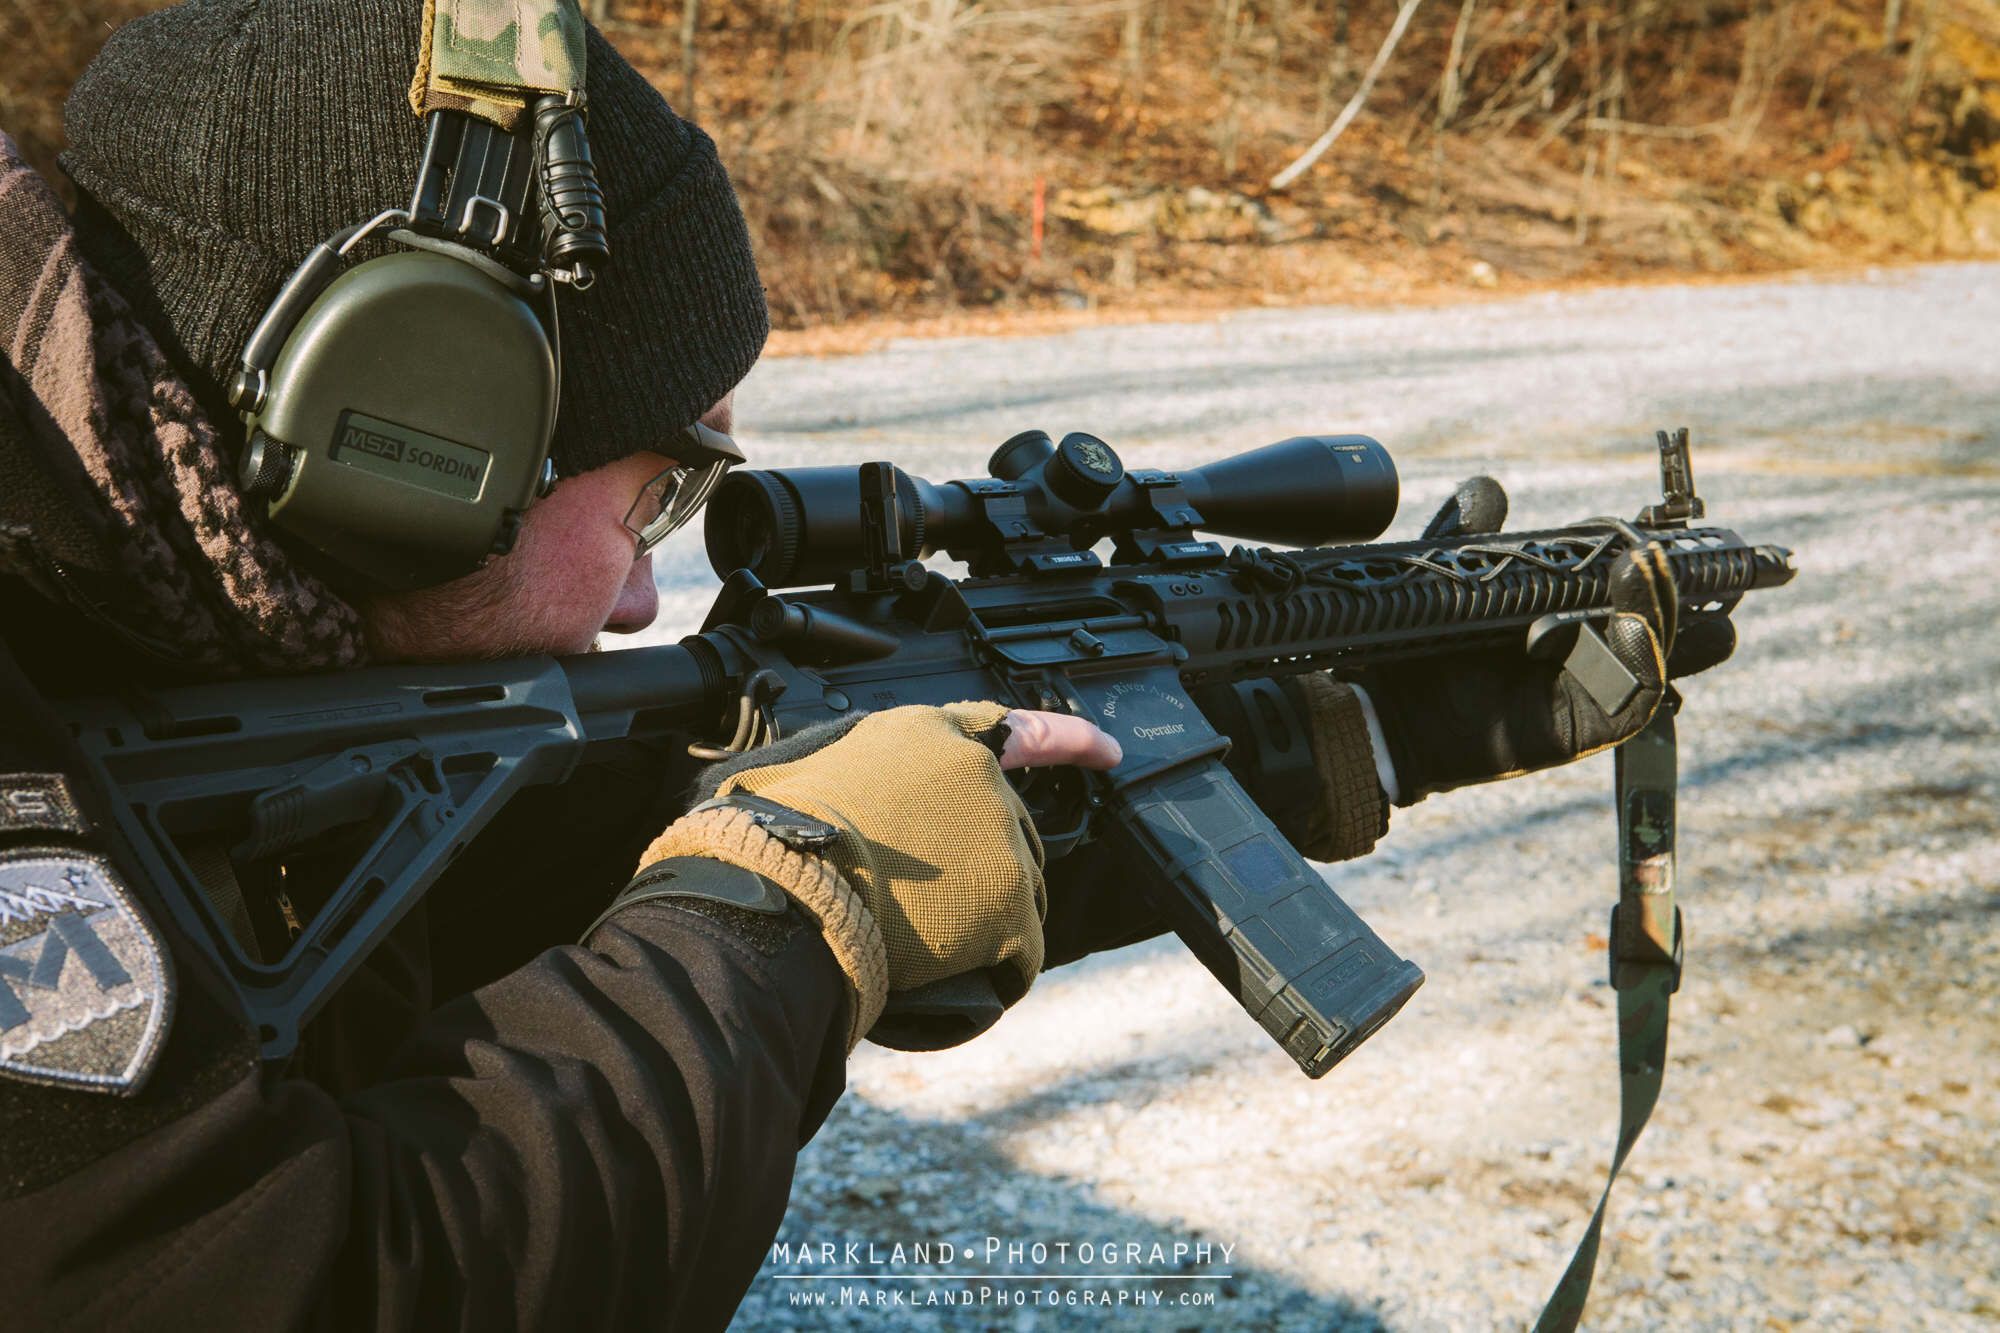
[57,426,1792,1069]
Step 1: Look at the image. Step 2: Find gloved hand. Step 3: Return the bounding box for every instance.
[1354,476,1736,804]
[633,703,1119,1048]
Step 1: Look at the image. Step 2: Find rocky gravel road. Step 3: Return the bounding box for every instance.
[636,264,1999,1330]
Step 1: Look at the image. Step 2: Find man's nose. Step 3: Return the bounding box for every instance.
[606,553,661,633]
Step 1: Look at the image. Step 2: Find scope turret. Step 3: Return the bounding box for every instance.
[703,432,1399,587]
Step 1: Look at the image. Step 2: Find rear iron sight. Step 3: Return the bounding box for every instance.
[704,431,1400,587]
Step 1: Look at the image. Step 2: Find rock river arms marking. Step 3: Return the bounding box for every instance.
[1095,681,1191,750]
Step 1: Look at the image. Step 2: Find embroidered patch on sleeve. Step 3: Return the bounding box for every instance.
[0,773,90,837]
[0,850,173,1096]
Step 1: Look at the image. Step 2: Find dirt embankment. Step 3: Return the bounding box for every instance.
[627,0,2000,329]
[7,1,2000,335]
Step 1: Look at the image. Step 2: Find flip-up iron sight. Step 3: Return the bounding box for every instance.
[704,431,1401,587]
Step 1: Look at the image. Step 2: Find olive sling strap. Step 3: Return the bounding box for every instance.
[1535,694,1685,1331]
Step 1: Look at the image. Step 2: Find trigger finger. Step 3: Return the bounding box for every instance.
[1000,710,1124,771]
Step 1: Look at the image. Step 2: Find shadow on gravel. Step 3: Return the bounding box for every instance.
[1369,645,2000,872]
[1707,887,2000,973]
[1356,722,1923,876]
[737,1092,1396,1331]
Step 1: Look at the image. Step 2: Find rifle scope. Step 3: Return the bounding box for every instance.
[704,432,1399,586]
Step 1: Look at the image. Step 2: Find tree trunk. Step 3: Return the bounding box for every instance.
[1429,0,1477,213]
[680,0,700,115]
[1123,0,1147,85]
[1898,0,1936,121]
[777,0,799,64]
[1575,8,1601,244]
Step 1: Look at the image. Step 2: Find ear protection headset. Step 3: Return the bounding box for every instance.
[229,3,740,591]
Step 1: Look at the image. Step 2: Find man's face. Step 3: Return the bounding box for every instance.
[360,394,735,662]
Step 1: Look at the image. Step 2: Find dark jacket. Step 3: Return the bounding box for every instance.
[0,126,1162,1332]
[0,605,853,1331]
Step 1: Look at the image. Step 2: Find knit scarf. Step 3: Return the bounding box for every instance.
[0,132,366,674]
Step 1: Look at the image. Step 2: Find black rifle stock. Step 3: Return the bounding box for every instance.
[56,428,1793,1066]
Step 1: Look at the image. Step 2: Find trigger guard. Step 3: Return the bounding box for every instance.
[1011,766,1090,859]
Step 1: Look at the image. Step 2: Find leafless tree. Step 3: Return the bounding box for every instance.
[1898,0,1938,121]
[1271,0,1425,189]
[680,0,700,114]
[1427,0,1477,209]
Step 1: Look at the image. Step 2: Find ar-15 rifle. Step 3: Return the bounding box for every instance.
[58,427,1792,1072]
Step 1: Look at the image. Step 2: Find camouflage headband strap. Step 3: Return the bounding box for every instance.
[409,0,588,132]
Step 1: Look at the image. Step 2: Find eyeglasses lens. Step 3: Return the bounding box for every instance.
[623,460,729,555]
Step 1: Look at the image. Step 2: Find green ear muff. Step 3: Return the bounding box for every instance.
[237,246,556,590]
[233,6,628,593]
[234,60,612,595]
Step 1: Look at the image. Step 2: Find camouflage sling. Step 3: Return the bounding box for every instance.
[409,0,588,131]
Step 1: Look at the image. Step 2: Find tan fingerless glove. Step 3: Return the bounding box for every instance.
[635,702,1046,1050]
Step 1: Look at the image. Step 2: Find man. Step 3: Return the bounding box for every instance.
[0,2,1691,1328]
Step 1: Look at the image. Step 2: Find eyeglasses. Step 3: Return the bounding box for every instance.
[622,458,731,555]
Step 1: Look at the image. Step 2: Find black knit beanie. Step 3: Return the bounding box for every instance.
[60,0,767,478]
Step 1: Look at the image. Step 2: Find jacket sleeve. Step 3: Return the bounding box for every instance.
[7,876,850,1333]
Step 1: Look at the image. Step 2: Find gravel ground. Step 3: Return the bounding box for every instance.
[636,264,2000,1330]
